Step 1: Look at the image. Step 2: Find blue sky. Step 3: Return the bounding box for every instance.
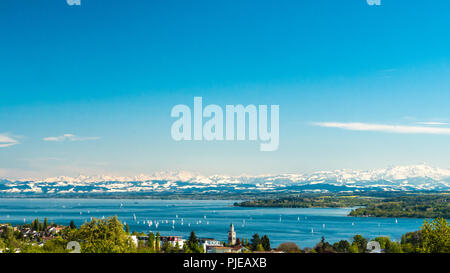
[1,0,450,178]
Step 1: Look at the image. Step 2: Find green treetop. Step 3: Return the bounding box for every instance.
[250,233,261,251]
[420,217,450,253]
[70,216,136,253]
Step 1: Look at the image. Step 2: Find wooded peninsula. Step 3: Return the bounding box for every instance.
[234,193,450,218]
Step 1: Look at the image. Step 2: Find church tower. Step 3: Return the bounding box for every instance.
[228,223,236,245]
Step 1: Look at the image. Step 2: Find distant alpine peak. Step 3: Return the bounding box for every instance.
[295,163,450,183]
[11,163,450,184]
[22,170,199,183]
[3,163,450,195]
[368,163,450,181]
[379,163,450,180]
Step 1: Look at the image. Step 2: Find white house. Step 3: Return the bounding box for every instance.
[130,235,149,247]
[199,238,223,253]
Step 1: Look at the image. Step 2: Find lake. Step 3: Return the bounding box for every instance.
[0,198,425,247]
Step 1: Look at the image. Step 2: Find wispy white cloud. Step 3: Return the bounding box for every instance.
[313,122,450,135]
[0,134,19,148]
[416,121,448,126]
[43,134,100,142]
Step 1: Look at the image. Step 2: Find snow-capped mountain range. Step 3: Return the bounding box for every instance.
[1,164,449,196]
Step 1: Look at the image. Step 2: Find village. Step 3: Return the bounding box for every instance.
[0,219,64,249]
[0,219,279,253]
[131,223,279,253]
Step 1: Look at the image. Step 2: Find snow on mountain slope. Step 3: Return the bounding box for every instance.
[1,164,449,195]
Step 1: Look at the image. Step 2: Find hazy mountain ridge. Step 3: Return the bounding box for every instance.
[1,164,449,196]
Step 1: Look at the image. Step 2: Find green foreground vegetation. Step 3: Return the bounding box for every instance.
[235,193,450,218]
[0,216,449,253]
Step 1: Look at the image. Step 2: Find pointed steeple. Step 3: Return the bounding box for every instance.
[228,223,236,245]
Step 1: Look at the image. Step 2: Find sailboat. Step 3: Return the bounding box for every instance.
[395,218,398,224]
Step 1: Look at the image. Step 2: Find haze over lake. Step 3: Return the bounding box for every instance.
[0,199,424,247]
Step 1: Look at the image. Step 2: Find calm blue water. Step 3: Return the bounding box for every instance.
[0,198,425,247]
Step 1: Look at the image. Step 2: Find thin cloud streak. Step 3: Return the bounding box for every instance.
[43,134,100,142]
[416,121,448,126]
[0,134,19,148]
[313,122,450,135]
